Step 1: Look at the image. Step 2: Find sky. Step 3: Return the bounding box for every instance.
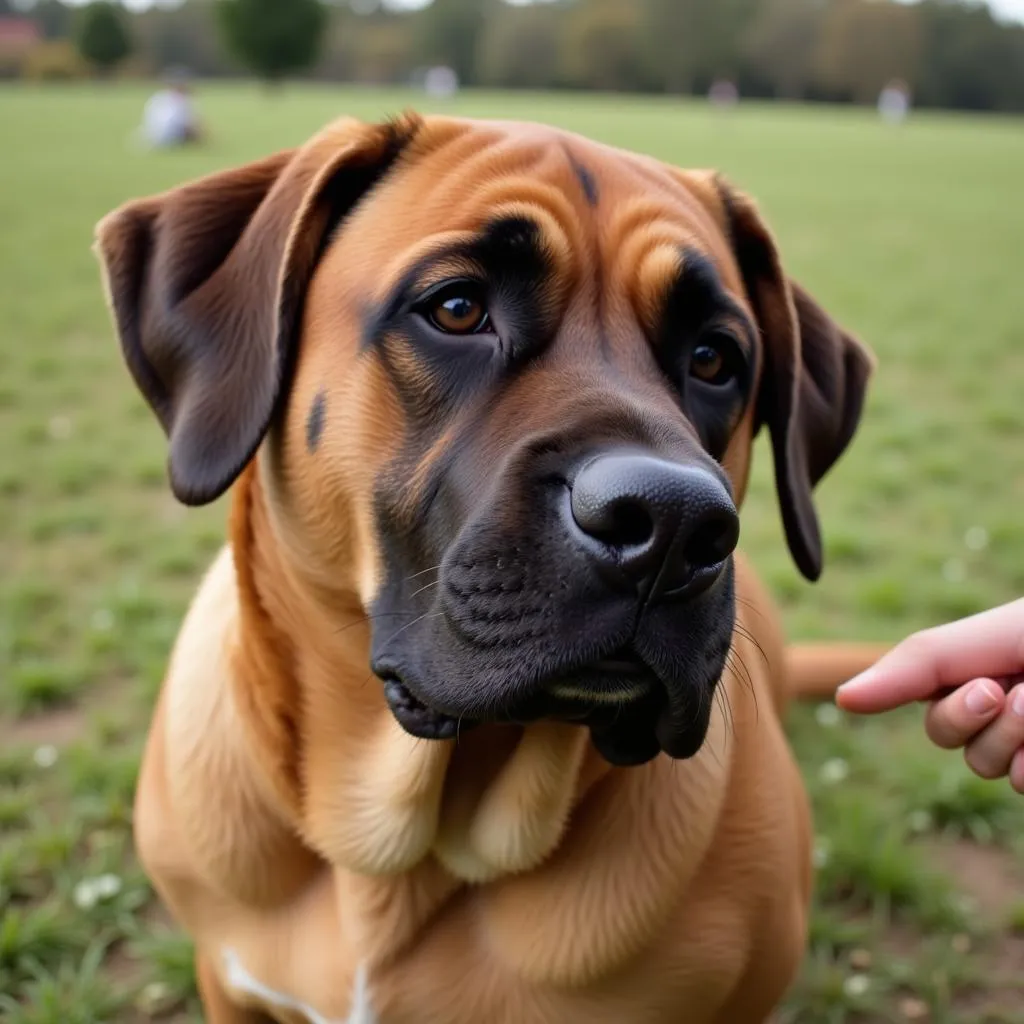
[55,0,1024,25]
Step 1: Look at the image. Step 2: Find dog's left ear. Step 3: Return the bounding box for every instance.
[711,176,875,582]
[94,114,420,506]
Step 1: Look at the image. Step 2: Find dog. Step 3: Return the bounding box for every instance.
[95,113,882,1024]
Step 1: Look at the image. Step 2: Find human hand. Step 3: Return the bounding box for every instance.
[835,598,1024,793]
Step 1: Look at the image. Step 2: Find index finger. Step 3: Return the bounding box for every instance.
[835,598,1024,714]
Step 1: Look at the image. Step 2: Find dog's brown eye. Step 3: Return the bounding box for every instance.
[429,292,490,335]
[689,339,735,386]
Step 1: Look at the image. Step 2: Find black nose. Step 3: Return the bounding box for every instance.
[568,453,739,597]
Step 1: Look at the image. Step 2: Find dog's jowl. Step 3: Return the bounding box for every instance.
[96,114,874,1024]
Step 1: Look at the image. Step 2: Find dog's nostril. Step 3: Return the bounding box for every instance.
[571,486,658,549]
[684,513,739,570]
[595,498,656,548]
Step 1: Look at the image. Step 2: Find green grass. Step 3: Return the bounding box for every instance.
[1,82,1023,1022]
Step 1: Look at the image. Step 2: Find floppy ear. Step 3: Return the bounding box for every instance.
[715,177,875,582]
[94,114,420,506]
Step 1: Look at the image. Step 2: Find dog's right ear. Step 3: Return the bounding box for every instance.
[94,115,420,506]
[675,169,874,582]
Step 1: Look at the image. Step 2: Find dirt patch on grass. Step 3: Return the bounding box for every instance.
[0,702,87,748]
[0,675,142,752]
[926,839,1024,925]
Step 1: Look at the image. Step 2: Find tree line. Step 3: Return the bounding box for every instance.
[7,0,1024,114]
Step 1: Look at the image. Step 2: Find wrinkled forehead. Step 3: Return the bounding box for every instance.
[326,118,745,307]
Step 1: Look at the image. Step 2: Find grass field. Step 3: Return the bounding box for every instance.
[1,82,1023,1023]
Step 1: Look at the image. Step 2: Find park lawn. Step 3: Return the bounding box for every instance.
[1,83,1023,1023]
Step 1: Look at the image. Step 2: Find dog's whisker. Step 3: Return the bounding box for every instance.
[381,610,445,648]
[729,650,760,725]
[714,685,735,745]
[735,596,771,623]
[334,610,418,638]
[405,564,442,583]
[733,623,771,670]
[409,579,441,600]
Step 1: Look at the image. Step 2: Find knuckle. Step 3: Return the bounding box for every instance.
[925,699,971,749]
[964,745,1006,781]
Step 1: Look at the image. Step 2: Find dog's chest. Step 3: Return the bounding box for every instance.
[223,948,376,1024]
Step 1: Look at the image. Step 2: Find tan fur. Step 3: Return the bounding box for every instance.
[787,643,893,700]
[98,115,877,1024]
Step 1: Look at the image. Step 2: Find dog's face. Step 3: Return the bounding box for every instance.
[96,115,872,767]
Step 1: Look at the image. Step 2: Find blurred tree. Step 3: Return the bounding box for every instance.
[351,17,414,84]
[216,0,328,85]
[412,0,491,84]
[561,0,649,92]
[133,2,227,77]
[475,0,566,89]
[76,1,132,75]
[308,3,361,81]
[642,0,759,94]
[815,0,923,103]
[914,0,1024,111]
[32,1,75,42]
[742,0,829,99]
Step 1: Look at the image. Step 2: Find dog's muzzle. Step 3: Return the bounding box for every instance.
[375,450,740,765]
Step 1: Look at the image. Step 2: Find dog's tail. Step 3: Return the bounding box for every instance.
[785,642,892,700]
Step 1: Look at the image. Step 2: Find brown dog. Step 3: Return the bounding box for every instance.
[96,114,881,1024]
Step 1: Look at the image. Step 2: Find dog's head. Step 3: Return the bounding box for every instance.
[96,115,872,767]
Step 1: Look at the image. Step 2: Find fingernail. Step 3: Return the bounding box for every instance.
[966,681,1000,715]
[838,671,872,693]
[1012,688,1024,717]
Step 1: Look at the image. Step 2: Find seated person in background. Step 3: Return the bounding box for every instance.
[142,71,203,149]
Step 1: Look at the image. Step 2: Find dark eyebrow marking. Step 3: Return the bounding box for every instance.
[306,390,326,453]
[561,143,599,207]
[663,248,754,339]
[361,215,549,348]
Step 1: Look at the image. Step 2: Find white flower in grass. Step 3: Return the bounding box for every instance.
[815,703,841,728]
[33,744,58,768]
[956,894,977,916]
[94,873,122,899]
[843,973,871,998]
[942,558,966,584]
[47,415,73,440]
[907,809,934,834]
[819,757,849,785]
[73,879,99,910]
[137,981,174,1015]
[813,837,831,869]
[90,608,115,632]
[964,526,989,552]
[73,872,123,910]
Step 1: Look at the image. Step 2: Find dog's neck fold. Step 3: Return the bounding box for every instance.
[224,461,734,977]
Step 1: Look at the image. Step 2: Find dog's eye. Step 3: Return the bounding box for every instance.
[689,335,739,387]
[426,288,491,335]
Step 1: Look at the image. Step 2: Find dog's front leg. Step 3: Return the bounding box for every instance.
[196,952,275,1024]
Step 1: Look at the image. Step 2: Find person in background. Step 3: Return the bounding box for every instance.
[708,78,740,111]
[837,598,1024,794]
[141,69,203,149]
[878,78,911,124]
